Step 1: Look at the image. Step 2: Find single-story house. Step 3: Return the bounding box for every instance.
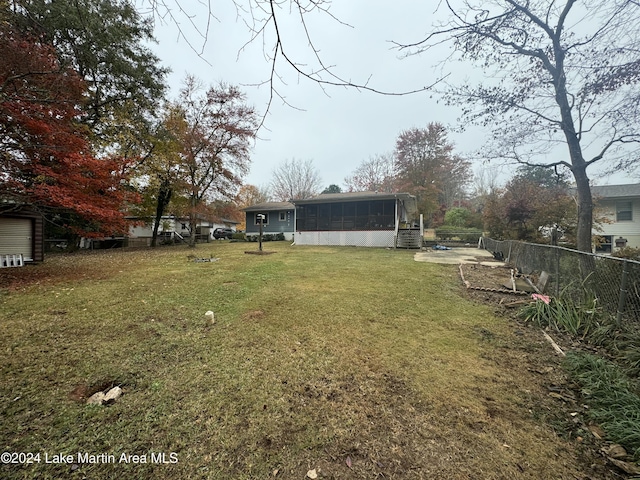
[592,183,640,252]
[293,192,420,248]
[0,203,44,263]
[243,202,295,240]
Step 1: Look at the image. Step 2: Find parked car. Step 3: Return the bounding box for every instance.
[213,228,234,240]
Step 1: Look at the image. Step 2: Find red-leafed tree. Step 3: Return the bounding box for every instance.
[0,25,134,236]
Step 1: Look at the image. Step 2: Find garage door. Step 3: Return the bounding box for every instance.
[0,218,33,261]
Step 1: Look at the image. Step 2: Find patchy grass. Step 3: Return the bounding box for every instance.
[564,351,640,460]
[0,243,609,479]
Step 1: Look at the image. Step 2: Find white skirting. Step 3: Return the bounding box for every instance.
[295,230,395,247]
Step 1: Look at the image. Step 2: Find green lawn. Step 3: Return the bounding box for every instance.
[0,242,600,479]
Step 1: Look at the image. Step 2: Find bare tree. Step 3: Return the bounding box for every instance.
[270,158,322,201]
[344,153,396,193]
[397,0,640,252]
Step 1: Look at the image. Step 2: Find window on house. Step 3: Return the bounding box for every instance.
[279,211,286,222]
[318,204,330,229]
[343,202,355,230]
[616,201,632,221]
[297,205,317,230]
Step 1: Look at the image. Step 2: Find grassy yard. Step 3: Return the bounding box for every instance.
[0,242,606,479]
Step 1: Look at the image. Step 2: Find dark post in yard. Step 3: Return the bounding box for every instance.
[257,214,265,252]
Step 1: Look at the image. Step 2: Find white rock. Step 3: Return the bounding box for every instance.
[205,311,215,324]
[103,386,122,404]
[306,469,318,479]
[87,391,105,405]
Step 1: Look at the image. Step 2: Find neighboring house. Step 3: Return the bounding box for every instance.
[243,202,295,240]
[127,216,239,246]
[0,204,44,263]
[592,183,640,253]
[293,192,420,248]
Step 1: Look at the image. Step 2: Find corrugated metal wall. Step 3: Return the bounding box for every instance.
[0,217,33,261]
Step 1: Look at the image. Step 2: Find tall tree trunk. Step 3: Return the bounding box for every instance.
[573,166,593,253]
[151,180,172,248]
[188,196,198,248]
[551,49,593,254]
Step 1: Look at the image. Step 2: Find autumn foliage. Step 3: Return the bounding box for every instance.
[394,123,471,219]
[483,167,576,244]
[0,25,134,236]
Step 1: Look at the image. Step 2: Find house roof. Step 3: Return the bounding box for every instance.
[243,201,295,212]
[292,191,419,216]
[243,192,419,216]
[292,191,416,204]
[591,184,640,199]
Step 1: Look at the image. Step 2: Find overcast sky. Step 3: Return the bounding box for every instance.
[145,1,636,192]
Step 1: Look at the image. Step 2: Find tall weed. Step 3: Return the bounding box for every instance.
[519,273,602,337]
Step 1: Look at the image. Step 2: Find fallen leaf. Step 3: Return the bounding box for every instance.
[608,457,640,475]
[272,468,279,476]
[346,456,352,468]
[588,424,605,439]
[602,444,628,459]
[306,469,318,479]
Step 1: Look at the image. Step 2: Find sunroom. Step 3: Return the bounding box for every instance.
[293,192,420,248]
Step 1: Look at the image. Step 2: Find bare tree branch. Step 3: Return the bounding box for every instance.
[140,0,445,130]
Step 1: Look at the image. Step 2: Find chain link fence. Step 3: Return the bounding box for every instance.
[480,237,640,324]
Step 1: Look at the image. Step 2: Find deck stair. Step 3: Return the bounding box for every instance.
[396,228,422,249]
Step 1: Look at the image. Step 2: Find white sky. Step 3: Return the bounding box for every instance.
[145,1,637,192]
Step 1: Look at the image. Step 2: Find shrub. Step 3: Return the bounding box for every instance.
[246,233,286,242]
[443,207,471,227]
[231,232,246,241]
[613,247,640,261]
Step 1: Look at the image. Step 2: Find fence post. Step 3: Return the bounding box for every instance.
[616,260,630,326]
[555,246,560,297]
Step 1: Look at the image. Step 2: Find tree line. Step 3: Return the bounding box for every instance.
[1,0,257,247]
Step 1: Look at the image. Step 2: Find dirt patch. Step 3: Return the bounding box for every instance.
[68,379,123,403]
[460,263,531,305]
[0,251,124,290]
[242,309,266,321]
